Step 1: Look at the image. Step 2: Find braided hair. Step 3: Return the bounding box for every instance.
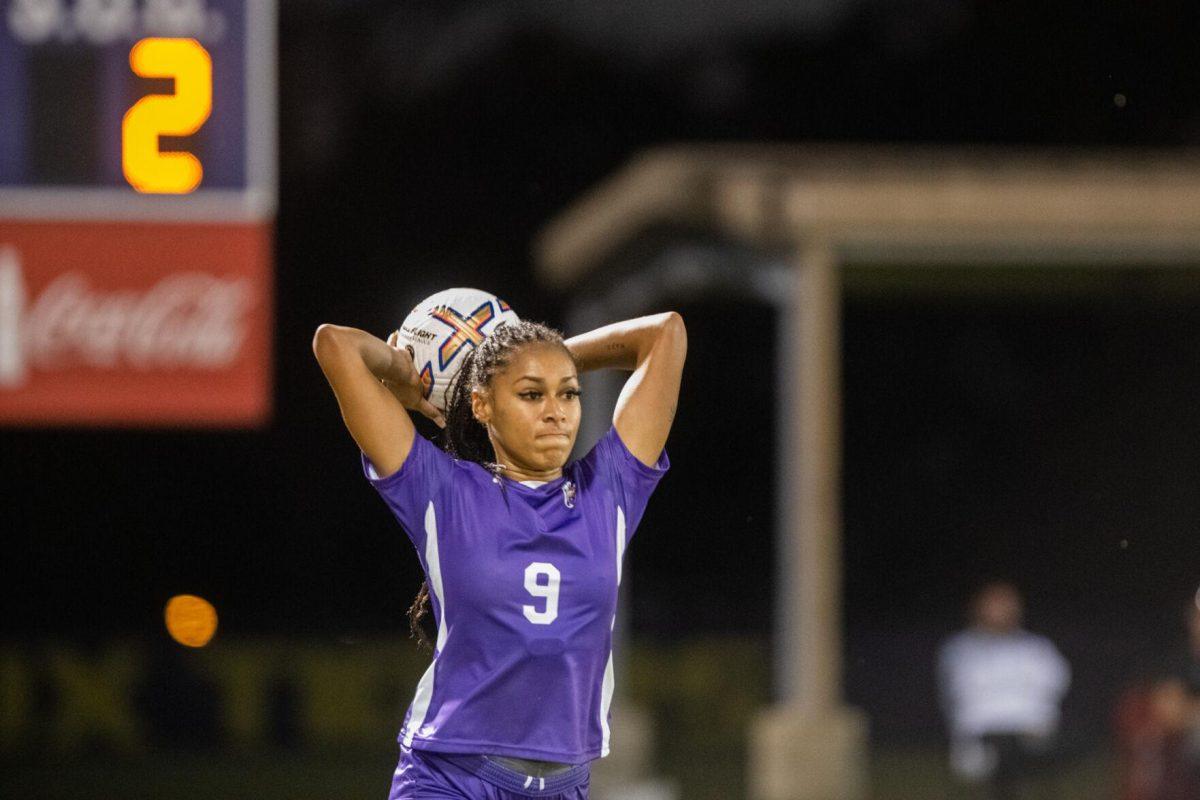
[408,320,573,651]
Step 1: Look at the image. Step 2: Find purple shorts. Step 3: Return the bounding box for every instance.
[388,745,591,800]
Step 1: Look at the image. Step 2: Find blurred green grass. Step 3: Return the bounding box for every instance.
[0,747,1118,800]
[1,637,1118,799]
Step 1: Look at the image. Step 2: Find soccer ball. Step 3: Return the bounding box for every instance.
[395,288,520,412]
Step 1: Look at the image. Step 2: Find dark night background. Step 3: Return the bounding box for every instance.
[6,0,1200,757]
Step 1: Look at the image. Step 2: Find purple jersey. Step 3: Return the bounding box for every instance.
[363,426,669,763]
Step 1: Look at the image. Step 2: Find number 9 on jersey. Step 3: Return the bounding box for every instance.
[523,562,560,625]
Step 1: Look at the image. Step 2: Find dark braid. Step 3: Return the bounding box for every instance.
[407,320,572,652]
[441,347,492,465]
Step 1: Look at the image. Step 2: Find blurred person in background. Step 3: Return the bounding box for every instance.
[1116,596,1200,800]
[313,311,686,800]
[1172,597,1200,697]
[938,582,1071,800]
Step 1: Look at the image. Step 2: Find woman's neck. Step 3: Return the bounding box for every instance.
[495,460,563,483]
[490,446,562,483]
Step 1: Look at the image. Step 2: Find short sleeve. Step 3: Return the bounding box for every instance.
[1034,636,1071,697]
[936,636,963,708]
[361,434,455,548]
[580,426,669,542]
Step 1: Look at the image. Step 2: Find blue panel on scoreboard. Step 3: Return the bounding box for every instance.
[0,0,274,219]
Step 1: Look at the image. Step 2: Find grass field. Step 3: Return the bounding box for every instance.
[0,638,1122,799]
[0,747,1117,800]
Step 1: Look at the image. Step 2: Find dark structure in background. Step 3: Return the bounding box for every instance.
[6,0,1200,762]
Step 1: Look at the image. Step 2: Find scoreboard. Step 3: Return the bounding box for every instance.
[0,0,275,426]
[0,0,273,206]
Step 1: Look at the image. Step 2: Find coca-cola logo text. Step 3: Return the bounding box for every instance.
[21,271,253,372]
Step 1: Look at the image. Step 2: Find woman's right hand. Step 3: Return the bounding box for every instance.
[384,332,446,428]
[313,323,442,477]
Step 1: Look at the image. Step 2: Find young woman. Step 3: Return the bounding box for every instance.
[313,309,686,799]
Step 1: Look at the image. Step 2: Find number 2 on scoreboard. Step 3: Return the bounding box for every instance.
[122,38,212,195]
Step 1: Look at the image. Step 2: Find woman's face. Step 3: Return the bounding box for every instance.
[473,342,581,474]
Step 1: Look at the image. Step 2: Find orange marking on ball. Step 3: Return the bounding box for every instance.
[164,594,218,648]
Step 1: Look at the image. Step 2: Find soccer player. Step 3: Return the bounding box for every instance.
[313,312,686,799]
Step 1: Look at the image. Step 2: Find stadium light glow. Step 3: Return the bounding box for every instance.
[164,594,218,648]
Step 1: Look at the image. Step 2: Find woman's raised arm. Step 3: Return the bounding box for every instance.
[565,312,687,466]
[312,324,445,478]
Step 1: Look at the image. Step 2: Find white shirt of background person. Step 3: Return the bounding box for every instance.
[937,582,1071,780]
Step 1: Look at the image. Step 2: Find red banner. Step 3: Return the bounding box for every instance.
[0,221,272,427]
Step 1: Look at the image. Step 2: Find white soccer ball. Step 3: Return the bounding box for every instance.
[395,288,520,412]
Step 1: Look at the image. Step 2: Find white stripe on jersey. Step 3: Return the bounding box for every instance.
[599,505,626,757]
[403,502,448,747]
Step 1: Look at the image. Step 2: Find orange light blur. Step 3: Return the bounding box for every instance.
[164,594,218,648]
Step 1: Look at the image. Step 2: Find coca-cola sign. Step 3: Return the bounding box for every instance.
[0,221,272,426]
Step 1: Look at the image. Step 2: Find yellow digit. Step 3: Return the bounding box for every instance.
[122,38,212,194]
